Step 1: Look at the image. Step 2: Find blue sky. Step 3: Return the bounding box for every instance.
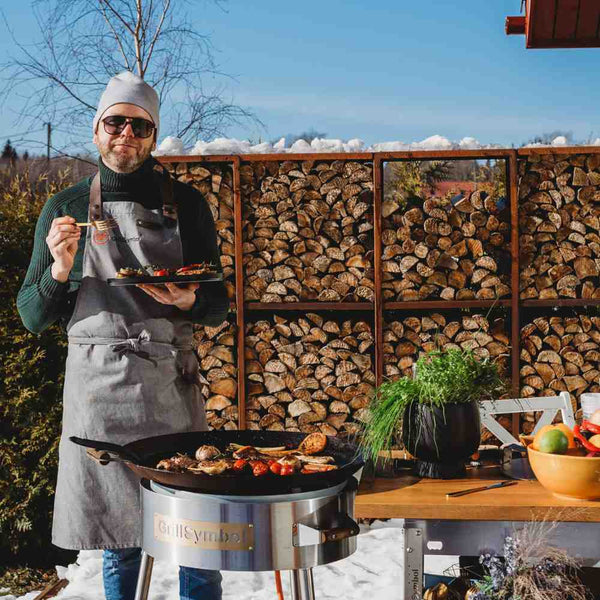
[1,0,599,153]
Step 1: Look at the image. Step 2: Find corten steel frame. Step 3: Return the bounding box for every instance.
[158,147,600,435]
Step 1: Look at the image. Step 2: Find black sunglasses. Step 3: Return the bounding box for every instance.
[102,115,156,139]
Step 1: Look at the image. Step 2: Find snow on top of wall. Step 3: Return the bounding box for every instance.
[154,133,598,157]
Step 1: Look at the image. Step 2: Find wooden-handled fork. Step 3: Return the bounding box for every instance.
[75,217,118,231]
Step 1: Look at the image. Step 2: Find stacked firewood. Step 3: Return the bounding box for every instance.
[240,160,375,302]
[383,313,511,379]
[519,153,600,299]
[245,313,375,435]
[194,320,238,430]
[171,162,236,298]
[520,315,600,401]
[382,191,511,301]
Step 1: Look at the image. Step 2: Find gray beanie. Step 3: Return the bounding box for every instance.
[93,71,160,138]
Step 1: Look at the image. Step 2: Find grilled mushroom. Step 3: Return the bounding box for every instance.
[195,445,221,461]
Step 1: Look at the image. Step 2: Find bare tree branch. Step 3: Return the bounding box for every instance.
[143,0,170,75]
[1,0,262,152]
[98,3,132,70]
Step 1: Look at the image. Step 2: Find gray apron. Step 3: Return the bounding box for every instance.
[52,171,208,550]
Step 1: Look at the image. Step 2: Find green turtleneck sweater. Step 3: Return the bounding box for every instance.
[17,158,229,334]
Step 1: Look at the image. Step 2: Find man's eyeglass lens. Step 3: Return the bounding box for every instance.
[103,116,155,138]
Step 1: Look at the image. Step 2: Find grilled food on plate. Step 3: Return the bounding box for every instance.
[114,262,215,279]
[156,433,339,477]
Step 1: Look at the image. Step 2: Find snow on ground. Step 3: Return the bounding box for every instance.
[5,520,458,600]
[154,133,599,156]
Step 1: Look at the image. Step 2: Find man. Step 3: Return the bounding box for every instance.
[17,71,227,600]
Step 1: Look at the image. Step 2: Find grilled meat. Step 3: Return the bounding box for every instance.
[156,454,197,472]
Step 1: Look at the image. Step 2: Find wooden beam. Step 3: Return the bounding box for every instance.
[576,0,600,39]
[555,0,580,40]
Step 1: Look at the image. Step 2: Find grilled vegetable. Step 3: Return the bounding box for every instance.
[298,432,327,455]
[115,267,144,278]
[233,459,248,471]
[195,445,221,461]
[249,460,269,477]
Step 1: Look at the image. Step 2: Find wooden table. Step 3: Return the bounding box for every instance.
[355,470,600,600]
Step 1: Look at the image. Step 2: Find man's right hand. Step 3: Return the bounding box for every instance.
[47,216,81,282]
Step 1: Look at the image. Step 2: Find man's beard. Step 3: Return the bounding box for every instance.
[100,140,153,173]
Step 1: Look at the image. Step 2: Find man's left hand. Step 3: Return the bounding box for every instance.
[136,282,200,311]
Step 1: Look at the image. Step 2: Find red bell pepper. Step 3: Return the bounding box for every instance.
[573,424,600,453]
[581,420,600,435]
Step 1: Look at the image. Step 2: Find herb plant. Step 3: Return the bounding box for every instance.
[359,348,506,463]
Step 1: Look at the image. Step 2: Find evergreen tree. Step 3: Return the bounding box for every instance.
[1,139,18,164]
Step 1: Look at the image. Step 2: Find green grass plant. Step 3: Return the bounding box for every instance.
[359,348,506,463]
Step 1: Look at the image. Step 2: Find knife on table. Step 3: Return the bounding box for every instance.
[446,480,518,498]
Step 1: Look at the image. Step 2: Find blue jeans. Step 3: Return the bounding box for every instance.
[103,548,223,600]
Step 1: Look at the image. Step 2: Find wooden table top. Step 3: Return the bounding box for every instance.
[355,468,600,522]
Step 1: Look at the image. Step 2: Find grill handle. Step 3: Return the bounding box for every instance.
[293,513,360,547]
[319,514,360,543]
[69,436,142,464]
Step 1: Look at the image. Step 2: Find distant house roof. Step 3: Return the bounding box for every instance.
[432,180,477,196]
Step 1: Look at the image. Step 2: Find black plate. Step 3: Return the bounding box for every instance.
[107,272,223,286]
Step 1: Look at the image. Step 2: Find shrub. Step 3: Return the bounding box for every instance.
[0,169,72,565]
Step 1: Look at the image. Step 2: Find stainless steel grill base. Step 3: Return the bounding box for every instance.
[134,475,360,600]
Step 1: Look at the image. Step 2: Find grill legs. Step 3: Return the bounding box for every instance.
[133,554,316,600]
[290,568,315,600]
[133,551,154,600]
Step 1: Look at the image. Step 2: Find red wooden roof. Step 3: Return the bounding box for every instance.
[506,0,600,48]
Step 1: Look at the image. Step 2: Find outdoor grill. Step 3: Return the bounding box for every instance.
[72,430,364,600]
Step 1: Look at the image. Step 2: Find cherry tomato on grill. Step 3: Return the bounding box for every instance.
[269,462,282,475]
[233,459,248,471]
[280,464,294,476]
[251,461,269,477]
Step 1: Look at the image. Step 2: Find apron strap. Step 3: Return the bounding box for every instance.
[88,163,177,223]
[89,172,102,221]
[68,332,193,352]
[154,162,177,222]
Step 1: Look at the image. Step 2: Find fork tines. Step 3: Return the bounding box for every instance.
[95,217,118,231]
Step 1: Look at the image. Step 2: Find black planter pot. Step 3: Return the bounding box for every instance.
[401,401,481,478]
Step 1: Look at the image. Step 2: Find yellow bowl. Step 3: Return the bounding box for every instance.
[527,446,600,500]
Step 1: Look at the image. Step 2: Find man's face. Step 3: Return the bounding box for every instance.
[93,103,156,173]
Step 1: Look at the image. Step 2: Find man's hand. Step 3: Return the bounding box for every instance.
[136,282,200,311]
[47,216,81,282]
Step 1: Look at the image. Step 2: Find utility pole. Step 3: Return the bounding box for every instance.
[46,122,51,165]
